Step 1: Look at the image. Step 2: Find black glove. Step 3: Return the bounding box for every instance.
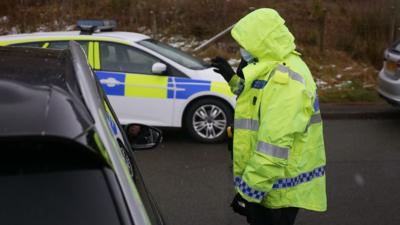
[230,193,248,217]
[211,56,235,82]
[236,58,248,79]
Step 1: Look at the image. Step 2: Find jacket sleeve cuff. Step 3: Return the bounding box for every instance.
[234,176,266,203]
[228,75,244,95]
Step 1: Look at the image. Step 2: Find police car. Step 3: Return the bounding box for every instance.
[0,20,235,142]
[0,42,165,225]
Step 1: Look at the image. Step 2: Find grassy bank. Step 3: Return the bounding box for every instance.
[0,0,397,102]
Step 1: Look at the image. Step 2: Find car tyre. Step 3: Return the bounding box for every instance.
[184,98,233,143]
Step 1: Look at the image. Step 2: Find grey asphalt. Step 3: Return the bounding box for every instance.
[134,116,400,225]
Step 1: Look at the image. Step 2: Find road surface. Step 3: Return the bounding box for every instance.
[135,118,400,225]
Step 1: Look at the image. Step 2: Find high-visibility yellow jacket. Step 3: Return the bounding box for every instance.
[230,8,327,212]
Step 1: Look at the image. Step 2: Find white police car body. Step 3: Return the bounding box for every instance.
[0,20,235,142]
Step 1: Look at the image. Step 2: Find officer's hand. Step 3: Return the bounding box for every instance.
[211,56,235,82]
[236,58,248,79]
[230,193,248,217]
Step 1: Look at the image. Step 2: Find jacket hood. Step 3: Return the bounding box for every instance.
[231,8,296,62]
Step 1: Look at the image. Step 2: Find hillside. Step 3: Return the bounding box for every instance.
[1,0,398,102]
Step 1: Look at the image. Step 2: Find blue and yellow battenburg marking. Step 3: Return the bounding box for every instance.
[95,71,233,100]
[173,77,210,99]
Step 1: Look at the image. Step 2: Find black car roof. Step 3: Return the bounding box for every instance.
[0,46,93,139]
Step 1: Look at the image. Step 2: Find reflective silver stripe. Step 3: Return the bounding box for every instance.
[276,64,305,85]
[234,119,259,131]
[276,64,289,72]
[289,71,305,85]
[256,141,289,160]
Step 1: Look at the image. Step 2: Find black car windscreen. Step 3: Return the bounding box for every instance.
[0,169,124,225]
[0,137,132,225]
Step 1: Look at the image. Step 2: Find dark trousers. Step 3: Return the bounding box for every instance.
[247,203,299,225]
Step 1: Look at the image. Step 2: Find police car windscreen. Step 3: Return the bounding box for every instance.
[139,39,210,70]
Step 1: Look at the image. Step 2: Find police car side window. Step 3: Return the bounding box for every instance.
[48,41,69,49]
[11,42,45,48]
[100,42,159,75]
[48,41,89,55]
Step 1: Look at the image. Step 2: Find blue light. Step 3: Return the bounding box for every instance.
[77,20,117,33]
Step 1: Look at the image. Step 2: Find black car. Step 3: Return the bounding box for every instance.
[0,42,165,225]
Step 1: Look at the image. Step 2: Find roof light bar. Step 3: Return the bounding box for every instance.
[77,20,117,35]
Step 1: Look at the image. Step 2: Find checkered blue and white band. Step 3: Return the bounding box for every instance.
[234,176,266,201]
[234,166,325,200]
[272,166,325,189]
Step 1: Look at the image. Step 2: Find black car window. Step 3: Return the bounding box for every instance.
[11,42,46,48]
[48,41,89,55]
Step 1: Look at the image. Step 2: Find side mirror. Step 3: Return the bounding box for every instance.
[151,62,167,75]
[126,124,163,150]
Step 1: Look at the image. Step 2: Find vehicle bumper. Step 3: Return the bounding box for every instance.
[377,69,400,105]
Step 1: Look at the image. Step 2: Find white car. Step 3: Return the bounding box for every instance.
[378,39,400,106]
[0,20,235,142]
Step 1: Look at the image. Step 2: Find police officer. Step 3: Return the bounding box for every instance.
[212,8,327,225]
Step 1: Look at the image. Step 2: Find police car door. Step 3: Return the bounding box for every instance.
[94,41,174,126]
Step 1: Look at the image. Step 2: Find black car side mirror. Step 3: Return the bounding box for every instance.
[126,124,162,150]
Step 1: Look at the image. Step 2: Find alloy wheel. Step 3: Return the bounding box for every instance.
[192,104,227,139]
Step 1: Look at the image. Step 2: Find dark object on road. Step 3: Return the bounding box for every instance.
[0,43,165,225]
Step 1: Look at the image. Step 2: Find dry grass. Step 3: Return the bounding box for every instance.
[0,0,397,102]
[301,45,380,102]
[0,0,396,65]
